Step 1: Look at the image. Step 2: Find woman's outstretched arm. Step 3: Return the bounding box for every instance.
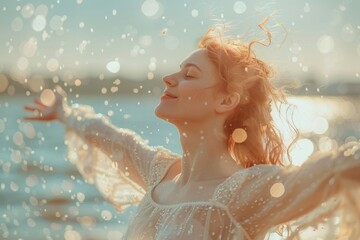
[24,87,178,210]
[229,142,360,238]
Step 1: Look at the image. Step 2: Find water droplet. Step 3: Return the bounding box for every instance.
[40,89,56,107]
[160,28,168,35]
[191,9,199,17]
[341,24,355,42]
[78,40,89,53]
[23,37,38,57]
[64,230,81,240]
[232,128,247,143]
[17,57,29,71]
[233,1,247,14]
[13,132,24,146]
[312,117,328,134]
[22,4,34,18]
[77,192,85,202]
[303,2,311,13]
[317,35,334,54]
[270,183,285,198]
[148,62,156,71]
[147,72,154,80]
[32,15,47,32]
[141,0,160,17]
[46,58,59,72]
[302,66,309,72]
[106,61,120,73]
[74,79,81,86]
[49,15,63,30]
[139,35,152,47]
[114,79,121,85]
[10,182,19,192]
[11,17,23,32]
[290,43,302,54]
[338,4,346,11]
[26,175,38,187]
[35,4,48,16]
[101,210,112,221]
[22,122,36,138]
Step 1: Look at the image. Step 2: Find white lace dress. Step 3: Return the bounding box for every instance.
[62,104,360,240]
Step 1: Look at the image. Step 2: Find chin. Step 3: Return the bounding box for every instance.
[154,105,168,120]
[154,106,178,124]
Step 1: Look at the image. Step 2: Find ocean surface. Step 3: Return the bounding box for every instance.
[0,94,359,240]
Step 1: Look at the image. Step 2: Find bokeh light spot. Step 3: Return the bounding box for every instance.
[49,16,63,30]
[191,9,199,17]
[312,117,329,134]
[141,0,160,17]
[13,131,24,146]
[64,230,81,240]
[341,24,355,42]
[317,35,334,54]
[233,1,247,14]
[35,4,48,16]
[32,15,47,32]
[17,57,29,71]
[147,72,154,80]
[28,76,44,92]
[106,61,121,73]
[101,210,113,221]
[232,128,247,143]
[23,37,38,57]
[46,58,59,72]
[21,4,34,18]
[40,89,56,107]
[11,17,23,32]
[270,183,285,198]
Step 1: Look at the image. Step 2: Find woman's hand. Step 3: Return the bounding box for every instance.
[23,86,67,122]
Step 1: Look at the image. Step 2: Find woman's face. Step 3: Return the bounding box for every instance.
[155,49,222,125]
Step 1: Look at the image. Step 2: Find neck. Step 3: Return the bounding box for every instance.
[175,121,241,185]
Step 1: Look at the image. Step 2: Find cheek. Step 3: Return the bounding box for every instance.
[179,82,204,98]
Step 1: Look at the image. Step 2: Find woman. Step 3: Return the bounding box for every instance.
[24,28,360,239]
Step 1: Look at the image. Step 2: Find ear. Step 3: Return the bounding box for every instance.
[216,92,240,113]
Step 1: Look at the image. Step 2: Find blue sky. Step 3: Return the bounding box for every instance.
[0,0,359,85]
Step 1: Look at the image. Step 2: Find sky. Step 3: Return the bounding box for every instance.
[0,0,359,89]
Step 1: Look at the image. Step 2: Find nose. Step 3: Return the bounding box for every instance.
[162,74,177,87]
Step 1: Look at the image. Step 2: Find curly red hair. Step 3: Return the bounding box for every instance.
[198,25,297,168]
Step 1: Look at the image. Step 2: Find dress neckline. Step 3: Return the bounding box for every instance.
[148,160,246,208]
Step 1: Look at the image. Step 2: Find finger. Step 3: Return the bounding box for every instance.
[34,98,47,107]
[23,116,48,121]
[24,105,37,112]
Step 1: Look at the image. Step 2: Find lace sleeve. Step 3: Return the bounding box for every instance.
[229,142,360,239]
[62,104,173,211]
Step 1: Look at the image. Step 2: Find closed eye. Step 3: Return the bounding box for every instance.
[185,74,196,79]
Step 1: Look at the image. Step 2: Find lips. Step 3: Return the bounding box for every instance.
[161,91,177,99]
